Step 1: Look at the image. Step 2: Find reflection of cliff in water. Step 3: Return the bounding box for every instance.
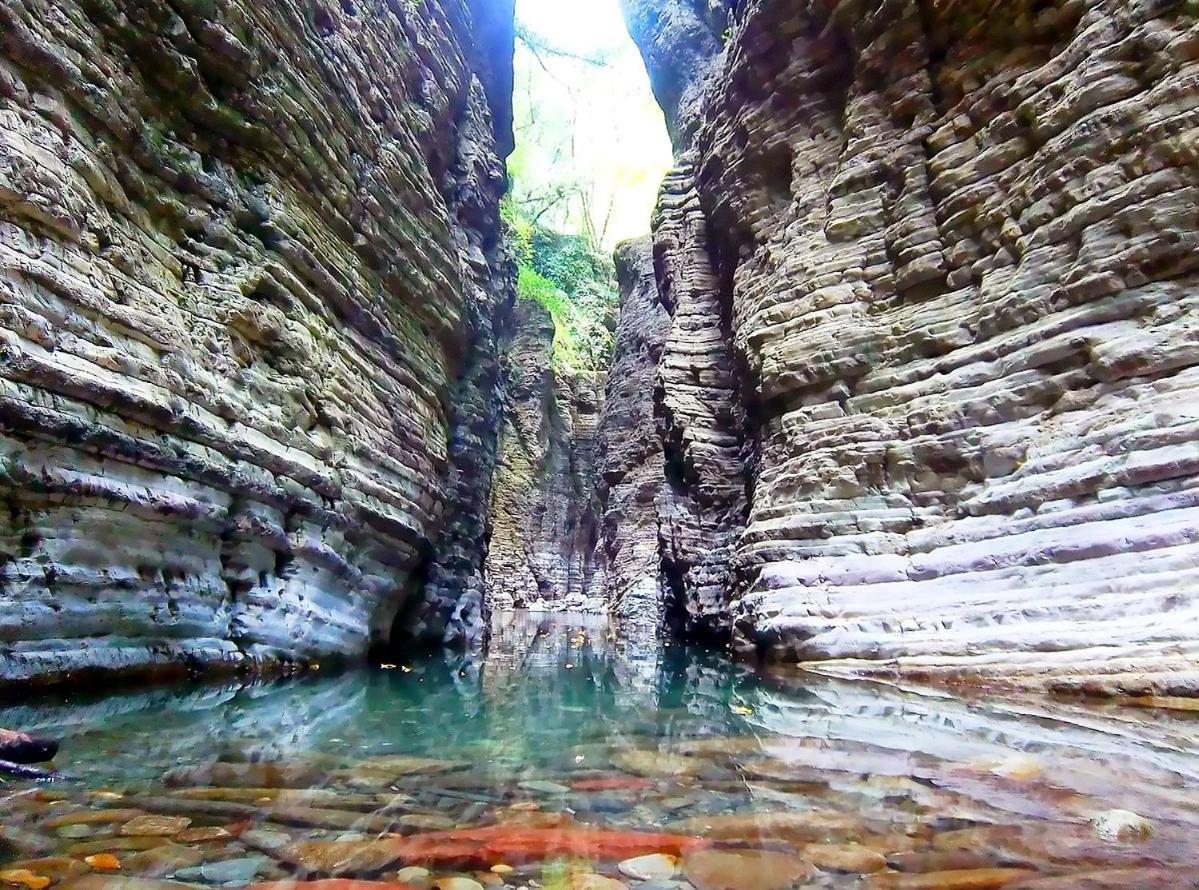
[474,611,752,764]
[7,610,1197,835]
[2,674,366,787]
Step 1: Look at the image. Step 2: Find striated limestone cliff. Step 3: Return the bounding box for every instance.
[485,301,605,613]
[0,0,514,686]
[594,238,671,641]
[628,0,1199,694]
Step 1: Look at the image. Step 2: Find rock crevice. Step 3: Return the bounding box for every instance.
[485,301,605,614]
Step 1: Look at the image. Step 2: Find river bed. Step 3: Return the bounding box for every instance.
[1,612,1197,889]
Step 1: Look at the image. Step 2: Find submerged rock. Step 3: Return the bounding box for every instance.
[618,853,679,881]
[805,843,887,874]
[277,840,405,877]
[681,849,814,890]
[58,879,202,890]
[863,870,1038,889]
[1089,810,1154,843]
[0,730,59,764]
[611,751,697,779]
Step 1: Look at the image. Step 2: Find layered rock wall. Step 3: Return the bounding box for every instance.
[485,301,605,613]
[0,0,514,685]
[593,238,671,641]
[629,0,1199,693]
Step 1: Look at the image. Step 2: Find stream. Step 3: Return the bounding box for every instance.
[1,612,1197,889]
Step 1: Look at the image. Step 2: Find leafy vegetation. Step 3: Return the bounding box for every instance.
[502,4,670,373]
[503,196,617,373]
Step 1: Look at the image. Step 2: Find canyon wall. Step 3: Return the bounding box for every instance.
[485,301,605,613]
[0,0,514,686]
[595,238,671,641]
[628,0,1199,694]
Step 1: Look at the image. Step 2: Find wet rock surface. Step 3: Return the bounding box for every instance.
[2,616,1198,889]
[591,239,672,641]
[0,0,514,686]
[485,302,605,614]
[625,0,1199,690]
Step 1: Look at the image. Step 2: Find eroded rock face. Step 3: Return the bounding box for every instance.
[0,0,514,684]
[594,238,671,641]
[629,0,1199,692]
[485,302,605,613]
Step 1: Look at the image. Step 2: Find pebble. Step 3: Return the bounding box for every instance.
[1090,810,1154,843]
[682,849,814,890]
[396,866,432,883]
[611,751,697,779]
[55,825,96,840]
[0,870,51,890]
[804,843,887,874]
[618,854,679,881]
[518,780,571,795]
[432,879,484,890]
[119,816,192,838]
[568,875,626,890]
[175,856,269,885]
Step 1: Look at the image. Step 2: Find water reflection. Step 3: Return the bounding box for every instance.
[2,612,1198,887]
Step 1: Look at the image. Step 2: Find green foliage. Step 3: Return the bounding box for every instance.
[504,196,616,373]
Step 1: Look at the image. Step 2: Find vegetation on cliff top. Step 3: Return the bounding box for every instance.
[505,0,670,373]
[503,197,616,373]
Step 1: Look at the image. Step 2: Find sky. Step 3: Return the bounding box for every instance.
[510,0,673,249]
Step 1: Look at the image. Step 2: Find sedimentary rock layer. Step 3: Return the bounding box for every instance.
[594,238,671,641]
[629,0,1199,693]
[485,301,604,613]
[0,0,514,685]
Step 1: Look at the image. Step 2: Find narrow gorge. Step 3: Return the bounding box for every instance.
[5,4,1199,890]
[3,0,1199,701]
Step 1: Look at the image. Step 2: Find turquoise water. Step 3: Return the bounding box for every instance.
[2,612,1198,888]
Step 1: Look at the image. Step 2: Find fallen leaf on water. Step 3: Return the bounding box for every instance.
[83,854,121,871]
[0,869,51,890]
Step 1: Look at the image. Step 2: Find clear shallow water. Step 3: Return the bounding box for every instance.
[2,612,1198,889]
